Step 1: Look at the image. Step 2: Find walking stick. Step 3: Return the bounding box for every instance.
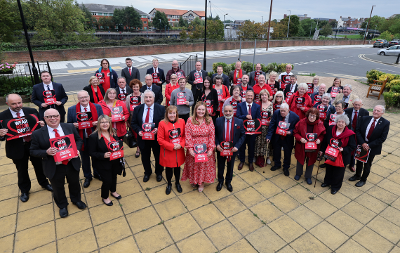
[314,153,322,188]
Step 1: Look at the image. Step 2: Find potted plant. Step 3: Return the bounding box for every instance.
[0,62,17,74]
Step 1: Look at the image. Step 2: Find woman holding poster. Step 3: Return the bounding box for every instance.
[287,83,313,119]
[200,77,219,125]
[125,79,143,158]
[88,115,123,206]
[266,71,280,95]
[181,102,216,192]
[327,77,343,99]
[157,106,185,195]
[272,91,285,113]
[213,76,230,117]
[319,114,355,194]
[84,76,105,104]
[99,88,129,139]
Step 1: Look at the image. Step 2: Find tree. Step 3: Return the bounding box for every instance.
[78,3,94,30]
[299,19,317,37]
[271,22,287,38]
[98,17,114,30]
[361,15,386,32]
[238,20,257,39]
[178,16,188,27]
[207,19,224,40]
[320,24,332,37]
[0,0,21,42]
[112,7,142,31]
[316,20,328,29]
[179,30,188,39]
[281,15,300,37]
[329,20,338,28]
[153,10,169,30]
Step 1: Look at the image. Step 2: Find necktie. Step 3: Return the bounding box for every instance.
[129,68,131,75]
[47,85,50,91]
[248,105,251,115]
[148,86,151,90]
[16,112,31,142]
[122,89,125,94]
[236,70,239,78]
[367,119,376,140]
[53,129,69,165]
[225,120,230,142]
[145,107,150,123]
[280,116,286,140]
[352,111,358,130]
[343,96,348,102]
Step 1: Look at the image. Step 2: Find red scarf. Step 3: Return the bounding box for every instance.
[91,85,103,104]
[332,125,354,148]
[76,102,99,151]
[233,69,243,84]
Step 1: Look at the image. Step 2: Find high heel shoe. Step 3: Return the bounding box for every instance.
[135,150,140,158]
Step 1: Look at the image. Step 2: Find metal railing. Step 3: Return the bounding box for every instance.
[180,55,198,78]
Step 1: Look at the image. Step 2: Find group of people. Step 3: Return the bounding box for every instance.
[0,59,390,219]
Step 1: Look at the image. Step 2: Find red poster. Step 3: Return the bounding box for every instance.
[280,75,291,90]
[220,141,233,156]
[142,123,155,140]
[1,114,40,140]
[111,106,123,122]
[194,72,203,83]
[176,92,187,105]
[355,145,370,163]
[49,134,78,163]
[243,119,262,135]
[168,128,181,144]
[276,121,290,136]
[152,73,160,83]
[260,111,271,126]
[77,111,93,129]
[43,90,56,105]
[305,133,318,152]
[205,100,213,114]
[331,87,339,98]
[194,144,208,162]
[130,96,141,111]
[107,140,124,160]
[307,83,314,94]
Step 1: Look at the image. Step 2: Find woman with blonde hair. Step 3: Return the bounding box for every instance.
[272,91,285,112]
[255,89,273,167]
[267,71,280,95]
[84,76,105,104]
[125,79,143,158]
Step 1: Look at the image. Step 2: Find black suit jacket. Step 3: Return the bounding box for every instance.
[0,107,41,160]
[30,123,83,179]
[116,86,133,101]
[266,110,300,145]
[121,67,140,84]
[284,83,298,96]
[130,103,165,150]
[188,70,208,92]
[146,67,166,85]
[88,132,122,172]
[83,85,105,104]
[215,116,246,150]
[345,108,369,131]
[140,85,163,105]
[31,82,68,120]
[356,116,390,157]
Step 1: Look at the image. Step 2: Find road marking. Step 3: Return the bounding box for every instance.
[358,54,400,68]
[324,72,367,80]
[66,66,122,74]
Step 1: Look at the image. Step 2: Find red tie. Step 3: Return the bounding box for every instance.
[280,116,286,140]
[225,120,230,142]
[352,111,358,130]
[84,108,92,136]
[53,129,69,165]
[129,68,131,75]
[248,105,251,115]
[145,107,150,123]
[16,112,32,142]
[367,119,376,140]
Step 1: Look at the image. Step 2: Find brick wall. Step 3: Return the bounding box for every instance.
[5,40,365,63]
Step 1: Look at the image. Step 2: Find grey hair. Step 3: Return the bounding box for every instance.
[298,83,308,90]
[290,74,297,79]
[334,100,346,109]
[117,77,126,82]
[143,90,155,98]
[272,91,285,103]
[353,98,362,103]
[145,74,152,79]
[280,103,289,110]
[375,105,385,113]
[334,114,350,125]
[77,90,89,98]
[6,94,22,103]
[322,93,331,100]
[343,84,352,90]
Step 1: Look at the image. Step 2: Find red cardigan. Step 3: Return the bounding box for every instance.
[98,100,130,137]
[165,83,179,106]
[287,91,312,119]
[157,119,186,167]
[213,84,230,116]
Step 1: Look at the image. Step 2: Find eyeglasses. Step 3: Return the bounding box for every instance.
[44,115,60,119]
[275,96,283,98]
[309,115,316,118]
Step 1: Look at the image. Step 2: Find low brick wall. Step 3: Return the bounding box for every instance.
[5,40,365,63]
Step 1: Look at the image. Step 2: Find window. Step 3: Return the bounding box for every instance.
[144,21,147,24]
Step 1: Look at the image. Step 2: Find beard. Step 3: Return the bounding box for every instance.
[225,114,234,120]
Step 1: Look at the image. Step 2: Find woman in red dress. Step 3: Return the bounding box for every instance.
[165,74,179,106]
[287,83,313,119]
[181,101,216,192]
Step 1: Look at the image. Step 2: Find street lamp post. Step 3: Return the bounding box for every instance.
[266,0,273,51]
[286,10,291,38]
[363,5,375,44]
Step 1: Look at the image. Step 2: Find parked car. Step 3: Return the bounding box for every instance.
[389,39,400,46]
[377,45,400,56]
[373,39,389,48]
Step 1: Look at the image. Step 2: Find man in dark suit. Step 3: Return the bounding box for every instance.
[140,74,163,105]
[31,71,68,122]
[67,90,103,188]
[236,90,261,172]
[188,61,208,108]
[266,103,300,176]
[215,105,245,192]
[350,105,390,187]
[131,90,166,183]
[0,94,52,202]
[211,65,230,88]
[283,75,298,96]
[121,58,140,85]
[30,109,86,218]
[146,58,165,86]
[249,63,266,87]
[345,98,369,172]
[116,77,133,102]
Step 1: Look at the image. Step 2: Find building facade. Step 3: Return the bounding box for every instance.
[149,8,205,26]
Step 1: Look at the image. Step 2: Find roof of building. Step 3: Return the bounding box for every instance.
[150,8,205,17]
[80,3,148,16]
[192,10,206,17]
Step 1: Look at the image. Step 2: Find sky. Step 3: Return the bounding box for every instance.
[81,0,398,22]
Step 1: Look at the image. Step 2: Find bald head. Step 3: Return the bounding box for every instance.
[6,94,23,112]
[77,90,90,107]
[172,60,179,70]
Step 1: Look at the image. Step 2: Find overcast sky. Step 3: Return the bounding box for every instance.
[81,0,398,22]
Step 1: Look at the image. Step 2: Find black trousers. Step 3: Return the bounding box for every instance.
[324,164,345,191]
[165,167,181,184]
[49,163,81,209]
[180,114,190,123]
[239,134,257,163]
[97,164,118,199]
[272,137,294,169]
[217,151,238,184]
[80,138,99,179]
[355,154,376,181]
[296,159,314,178]
[12,142,49,193]
[141,139,163,176]
[349,154,356,169]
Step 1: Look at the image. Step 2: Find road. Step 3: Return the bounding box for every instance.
[50,46,400,92]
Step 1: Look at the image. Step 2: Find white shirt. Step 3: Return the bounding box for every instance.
[365,117,380,141]
[289,83,297,92]
[142,104,154,124]
[153,67,158,73]
[342,95,350,103]
[43,82,53,91]
[146,85,152,91]
[119,87,127,93]
[47,124,64,139]
[80,104,90,112]
[9,108,24,118]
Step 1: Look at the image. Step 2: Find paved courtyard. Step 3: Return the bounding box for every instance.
[0,78,399,253]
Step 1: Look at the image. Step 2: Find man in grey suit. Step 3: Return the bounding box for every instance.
[121,58,140,85]
[249,63,266,87]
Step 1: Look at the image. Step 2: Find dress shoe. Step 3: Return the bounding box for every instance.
[306,178,312,185]
[349,175,361,182]
[175,183,183,193]
[166,184,172,195]
[216,182,223,191]
[83,178,92,188]
[294,175,300,181]
[238,162,244,171]
[111,193,122,199]
[135,150,141,158]
[156,174,163,182]
[270,166,280,171]
[319,163,326,168]
[93,174,102,181]
[143,174,150,182]
[249,163,254,172]
[42,184,53,192]
[59,207,68,218]
[355,180,366,187]
[102,199,113,206]
[283,169,289,176]
[225,183,233,192]
[20,192,29,202]
[331,189,338,195]
[72,201,87,210]
[350,166,356,172]
[321,183,329,187]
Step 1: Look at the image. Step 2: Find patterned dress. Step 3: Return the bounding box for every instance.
[181,117,216,185]
[255,104,273,156]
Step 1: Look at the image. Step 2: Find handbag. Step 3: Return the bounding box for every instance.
[123,129,137,148]
[118,157,126,177]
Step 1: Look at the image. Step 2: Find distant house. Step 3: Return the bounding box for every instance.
[283,14,311,21]
[81,4,149,30]
[148,8,206,26]
[338,16,362,28]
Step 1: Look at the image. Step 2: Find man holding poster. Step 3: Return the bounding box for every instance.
[131,90,165,183]
[30,109,85,218]
[215,105,245,192]
[188,61,208,108]
[67,90,103,188]
[0,94,52,203]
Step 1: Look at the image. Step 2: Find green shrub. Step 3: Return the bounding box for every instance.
[390,84,400,93]
[0,76,33,96]
[241,61,254,73]
[366,69,385,83]
[383,92,400,108]
[264,63,277,73]
[388,79,400,90]
[212,62,230,74]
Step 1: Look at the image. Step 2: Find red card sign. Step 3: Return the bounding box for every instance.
[313,94,322,105]
[43,90,56,105]
[1,114,40,140]
[217,89,223,101]
[142,123,155,140]
[305,133,318,152]
[285,92,293,103]
[177,92,187,105]
[330,138,342,149]
[194,72,203,83]
[273,103,281,111]
[296,96,305,108]
[324,146,339,161]
[307,83,314,94]
[243,119,261,134]
[107,141,124,160]
[194,144,208,162]
[130,96,141,111]
[49,134,78,163]
[355,144,370,163]
[152,73,160,83]
[331,87,339,98]
[118,93,126,101]
[280,75,291,89]
[260,111,271,125]
[111,106,123,122]
[220,141,233,156]
[168,128,181,144]
[276,121,290,136]
[205,100,213,114]
[77,111,93,129]
[329,114,336,126]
